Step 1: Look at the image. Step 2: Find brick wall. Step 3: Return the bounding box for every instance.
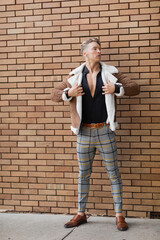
[0,0,160,218]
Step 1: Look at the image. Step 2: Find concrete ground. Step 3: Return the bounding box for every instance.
[0,213,160,240]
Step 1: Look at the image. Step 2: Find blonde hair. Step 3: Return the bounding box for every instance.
[81,38,101,55]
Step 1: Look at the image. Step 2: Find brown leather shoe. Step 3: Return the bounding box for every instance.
[116,216,128,231]
[64,214,87,228]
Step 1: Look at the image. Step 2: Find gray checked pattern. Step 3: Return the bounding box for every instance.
[77,124,122,213]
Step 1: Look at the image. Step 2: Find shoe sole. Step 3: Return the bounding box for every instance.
[64,220,87,228]
[118,226,128,231]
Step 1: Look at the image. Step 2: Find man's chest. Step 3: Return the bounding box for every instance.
[82,73,103,99]
[86,74,97,97]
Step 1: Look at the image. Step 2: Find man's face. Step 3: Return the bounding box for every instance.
[83,42,101,62]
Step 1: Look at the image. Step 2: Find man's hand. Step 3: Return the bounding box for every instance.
[102,80,115,94]
[68,83,85,97]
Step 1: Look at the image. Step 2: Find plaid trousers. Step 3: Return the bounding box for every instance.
[77,124,122,213]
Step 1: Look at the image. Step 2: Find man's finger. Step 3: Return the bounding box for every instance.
[74,83,79,88]
[77,92,85,96]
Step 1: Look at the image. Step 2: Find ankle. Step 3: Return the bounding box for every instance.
[77,212,85,216]
[116,213,123,217]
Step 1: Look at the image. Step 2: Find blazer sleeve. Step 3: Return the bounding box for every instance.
[50,76,72,102]
[114,72,140,96]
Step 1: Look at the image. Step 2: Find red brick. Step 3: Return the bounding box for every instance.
[119,21,138,28]
[81,0,99,5]
[128,211,146,218]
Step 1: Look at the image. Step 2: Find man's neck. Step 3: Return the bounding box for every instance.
[85,60,100,74]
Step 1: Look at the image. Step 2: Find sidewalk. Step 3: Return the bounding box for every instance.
[0,213,159,240]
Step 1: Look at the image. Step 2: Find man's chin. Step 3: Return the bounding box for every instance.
[96,58,101,62]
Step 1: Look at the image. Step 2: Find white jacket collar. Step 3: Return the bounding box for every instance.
[68,62,119,86]
[69,62,86,76]
[100,62,118,74]
[69,62,118,75]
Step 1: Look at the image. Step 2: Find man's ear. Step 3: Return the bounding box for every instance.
[83,49,87,58]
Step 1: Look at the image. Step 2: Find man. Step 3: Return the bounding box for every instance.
[51,38,140,231]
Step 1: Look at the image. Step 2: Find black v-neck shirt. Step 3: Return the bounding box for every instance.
[81,65,120,124]
[81,65,108,124]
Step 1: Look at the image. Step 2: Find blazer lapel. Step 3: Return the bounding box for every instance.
[76,72,83,121]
